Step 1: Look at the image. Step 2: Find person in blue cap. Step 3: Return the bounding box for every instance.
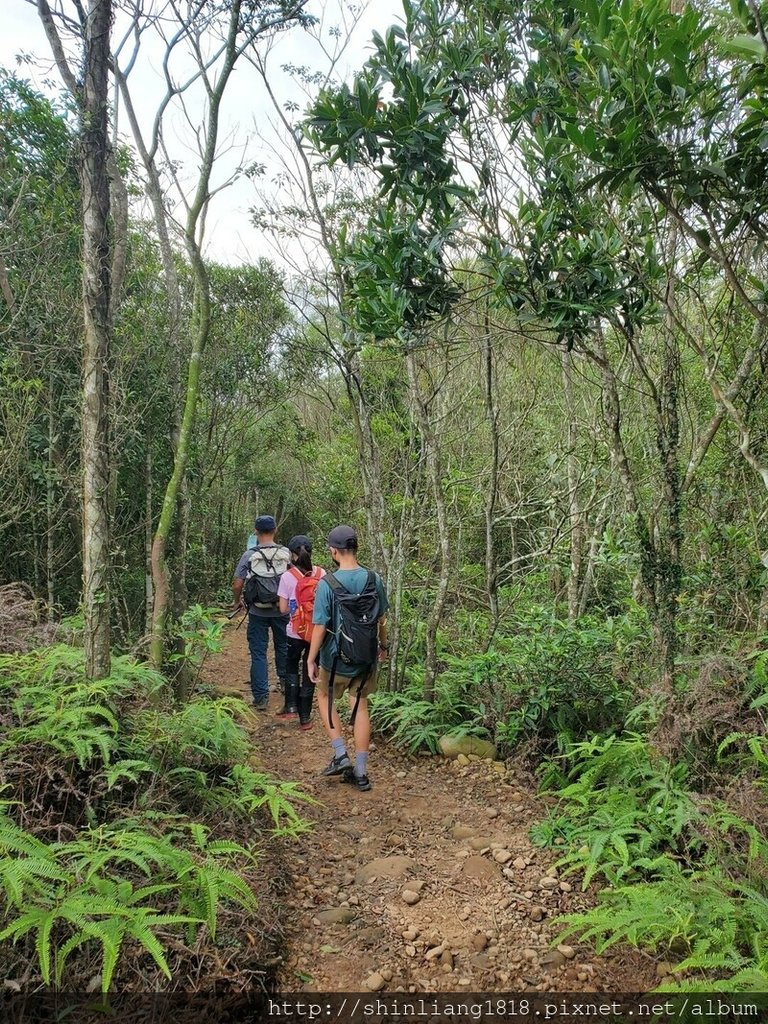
[232,515,291,709]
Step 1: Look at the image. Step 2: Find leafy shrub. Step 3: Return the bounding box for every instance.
[446,611,638,753]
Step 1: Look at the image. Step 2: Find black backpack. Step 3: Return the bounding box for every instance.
[243,544,291,609]
[326,571,381,666]
[324,571,381,727]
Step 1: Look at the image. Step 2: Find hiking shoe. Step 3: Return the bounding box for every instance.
[319,753,352,776]
[253,699,269,711]
[342,767,372,792]
[275,709,299,720]
[299,720,314,731]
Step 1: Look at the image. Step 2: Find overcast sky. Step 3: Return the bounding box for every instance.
[0,0,403,269]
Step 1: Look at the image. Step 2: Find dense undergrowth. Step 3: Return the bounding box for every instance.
[0,638,312,993]
[371,603,768,992]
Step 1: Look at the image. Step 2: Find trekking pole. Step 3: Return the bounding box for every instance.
[227,607,248,629]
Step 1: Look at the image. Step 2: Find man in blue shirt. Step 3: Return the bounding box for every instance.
[307,525,389,791]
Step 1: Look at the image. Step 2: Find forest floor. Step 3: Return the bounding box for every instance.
[206,626,658,994]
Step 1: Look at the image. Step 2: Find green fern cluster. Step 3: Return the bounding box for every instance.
[370,671,488,753]
[533,733,700,887]
[558,863,768,992]
[536,733,768,990]
[0,810,257,991]
[0,646,163,772]
[0,643,313,990]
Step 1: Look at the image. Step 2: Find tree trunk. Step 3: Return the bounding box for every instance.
[144,447,154,636]
[560,345,584,621]
[482,314,501,647]
[46,379,56,621]
[406,347,450,700]
[79,0,113,679]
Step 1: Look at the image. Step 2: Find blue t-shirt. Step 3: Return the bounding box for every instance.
[312,567,389,676]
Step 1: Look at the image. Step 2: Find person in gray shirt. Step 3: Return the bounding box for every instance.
[233,515,290,709]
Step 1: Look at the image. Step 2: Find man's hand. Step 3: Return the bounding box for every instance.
[307,659,320,683]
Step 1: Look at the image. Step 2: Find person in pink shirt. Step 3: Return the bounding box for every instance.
[277,535,326,728]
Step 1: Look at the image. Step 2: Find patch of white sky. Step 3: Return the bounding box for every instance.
[0,0,405,269]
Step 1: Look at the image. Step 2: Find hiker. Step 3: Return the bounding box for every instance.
[277,535,326,728]
[232,515,291,710]
[306,525,389,792]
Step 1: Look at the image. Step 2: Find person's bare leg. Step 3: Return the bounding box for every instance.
[317,687,344,740]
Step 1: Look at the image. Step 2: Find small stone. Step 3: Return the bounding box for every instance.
[469,836,493,850]
[425,943,446,961]
[457,977,471,986]
[402,889,420,905]
[557,944,576,960]
[559,881,573,893]
[440,950,454,969]
[365,972,386,992]
[540,950,567,969]
[530,906,545,922]
[441,962,453,974]
[405,945,416,957]
[513,857,527,870]
[451,825,475,840]
[485,807,500,819]
[494,849,513,864]
[491,762,506,775]
[410,879,427,892]
[471,933,488,952]
[656,962,673,978]
[539,876,559,890]
[456,754,470,766]
[396,771,407,779]
[380,968,393,982]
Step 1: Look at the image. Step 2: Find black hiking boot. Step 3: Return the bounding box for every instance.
[319,753,352,776]
[253,698,268,711]
[298,679,315,728]
[276,674,299,719]
[342,767,372,792]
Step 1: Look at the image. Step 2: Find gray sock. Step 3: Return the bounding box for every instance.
[355,751,369,778]
[332,738,347,759]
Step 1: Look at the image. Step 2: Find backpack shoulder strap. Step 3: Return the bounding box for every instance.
[288,565,303,580]
[325,572,344,594]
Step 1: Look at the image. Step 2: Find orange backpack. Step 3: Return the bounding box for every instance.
[289,566,322,640]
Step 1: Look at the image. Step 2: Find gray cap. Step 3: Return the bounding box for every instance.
[327,525,357,550]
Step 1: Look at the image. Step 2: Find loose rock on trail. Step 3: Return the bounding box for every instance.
[210,627,656,994]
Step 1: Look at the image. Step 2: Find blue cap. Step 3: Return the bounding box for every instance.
[254,515,276,532]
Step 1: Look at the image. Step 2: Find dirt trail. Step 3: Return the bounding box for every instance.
[209,627,656,994]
